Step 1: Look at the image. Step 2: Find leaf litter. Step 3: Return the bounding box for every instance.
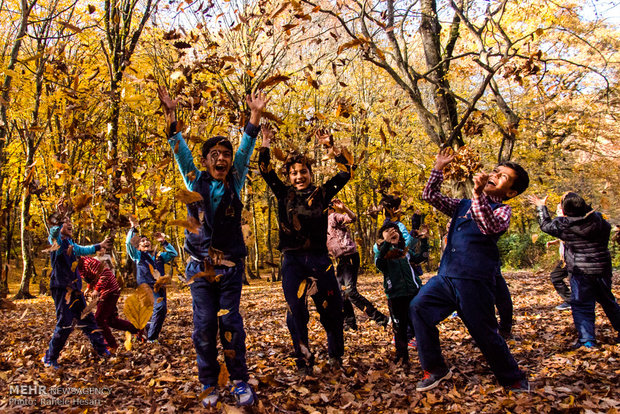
[0,271,618,412]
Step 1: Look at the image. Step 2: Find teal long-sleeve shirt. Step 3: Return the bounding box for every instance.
[168,123,260,212]
[125,227,178,264]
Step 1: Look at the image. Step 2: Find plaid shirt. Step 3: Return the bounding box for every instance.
[422,169,511,235]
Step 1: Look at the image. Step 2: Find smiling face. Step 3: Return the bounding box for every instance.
[288,162,312,190]
[60,219,73,238]
[201,144,233,181]
[484,165,519,199]
[138,236,153,253]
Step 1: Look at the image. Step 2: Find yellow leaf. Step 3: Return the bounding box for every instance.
[154,275,170,292]
[225,331,232,342]
[217,309,230,317]
[531,233,539,243]
[71,261,78,272]
[297,279,306,298]
[176,188,203,204]
[124,287,154,330]
[124,331,132,351]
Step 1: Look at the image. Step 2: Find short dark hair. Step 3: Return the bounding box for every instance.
[561,192,592,217]
[283,153,313,175]
[380,194,401,210]
[498,161,529,197]
[202,136,233,158]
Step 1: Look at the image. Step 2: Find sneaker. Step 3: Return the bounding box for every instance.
[41,356,59,369]
[328,357,343,369]
[506,378,530,393]
[147,339,159,344]
[416,367,452,391]
[200,385,219,408]
[573,340,597,349]
[408,338,417,348]
[98,349,112,358]
[230,381,255,406]
[555,302,571,311]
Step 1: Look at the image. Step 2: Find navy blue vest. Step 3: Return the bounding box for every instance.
[50,238,82,290]
[438,199,504,280]
[136,252,166,286]
[186,171,246,261]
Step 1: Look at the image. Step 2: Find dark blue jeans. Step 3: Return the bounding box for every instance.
[570,272,620,344]
[282,251,344,364]
[146,285,167,340]
[495,273,513,333]
[409,275,525,386]
[44,287,108,363]
[335,252,387,328]
[188,260,248,386]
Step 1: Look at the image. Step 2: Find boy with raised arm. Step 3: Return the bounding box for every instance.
[410,148,530,392]
[158,87,268,407]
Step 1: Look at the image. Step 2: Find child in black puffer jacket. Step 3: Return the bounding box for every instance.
[529,192,620,348]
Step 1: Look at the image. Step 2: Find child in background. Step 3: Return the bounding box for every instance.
[529,192,620,347]
[126,215,178,343]
[259,127,351,372]
[80,255,139,352]
[327,199,388,330]
[374,222,422,368]
[42,203,113,369]
[410,148,529,392]
[545,203,572,311]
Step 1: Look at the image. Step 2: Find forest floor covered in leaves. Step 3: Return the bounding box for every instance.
[0,270,619,413]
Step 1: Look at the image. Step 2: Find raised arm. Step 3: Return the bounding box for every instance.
[258,128,288,198]
[154,232,178,263]
[158,86,201,190]
[422,149,460,217]
[125,227,141,262]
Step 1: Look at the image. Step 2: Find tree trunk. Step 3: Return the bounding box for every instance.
[14,171,36,299]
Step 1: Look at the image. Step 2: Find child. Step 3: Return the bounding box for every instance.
[529,192,620,347]
[126,216,178,343]
[410,148,529,392]
[80,255,139,351]
[327,199,388,330]
[158,87,267,407]
[259,127,350,372]
[374,222,422,367]
[42,206,113,369]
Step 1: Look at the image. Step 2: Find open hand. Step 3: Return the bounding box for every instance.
[128,214,139,228]
[154,232,166,243]
[382,227,400,245]
[247,91,269,125]
[157,86,178,122]
[261,123,275,148]
[433,147,455,171]
[100,237,113,251]
[527,194,548,207]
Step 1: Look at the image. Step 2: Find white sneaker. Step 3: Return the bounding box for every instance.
[231,380,255,406]
[200,385,219,408]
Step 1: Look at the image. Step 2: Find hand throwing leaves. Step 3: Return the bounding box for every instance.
[527,194,548,207]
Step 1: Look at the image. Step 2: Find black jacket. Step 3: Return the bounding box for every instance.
[536,206,611,276]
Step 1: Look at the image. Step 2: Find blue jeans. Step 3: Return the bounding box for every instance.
[570,272,620,344]
[146,286,167,340]
[188,260,248,385]
[282,252,344,364]
[44,287,108,363]
[409,275,525,386]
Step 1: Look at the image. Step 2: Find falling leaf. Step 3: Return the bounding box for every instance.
[72,193,93,212]
[217,362,230,387]
[337,38,363,54]
[297,279,306,298]
[58,21,82,33]
[154,275,171,292]
[176,188,203,204]
[258,75,290,89]
[124,290,154,330]
[531,233,539,243]
[225,331,232,342]
[217,309,230,317]
[169,217,201,234]
[42,241,60,253]
[272,147,287,161]
[124,331,132,351]
[71,261,78,272]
